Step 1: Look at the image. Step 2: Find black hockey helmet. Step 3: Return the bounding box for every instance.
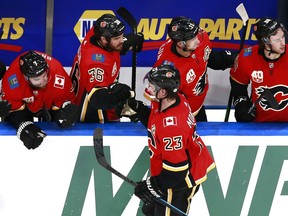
[253,17,286,45]
[93,14,125,40]
[19,50,48,78]
[144,64,180,93]
[168,16,199,42]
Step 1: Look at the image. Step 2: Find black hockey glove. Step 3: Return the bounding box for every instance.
[222,50,238,69]
[118,98,147,123]
[121,33,144,55]
[0,100,11,117]
[36,108,52,122]
[56,102,79,128]
[234,96,256,122]
[109,83,134,105]
[134,176,165,204]
[17,121,47,150]
[208,49,238,70]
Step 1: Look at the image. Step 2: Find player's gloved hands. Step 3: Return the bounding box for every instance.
[118,98,147,123]
[56,102,79,128]
[109,83,134,105]
[36,108,52,122]
[234,96,256,122]
[0,100,11,117]
[121,33,144,55]
[17,121,47,150]
[134,176,165,204]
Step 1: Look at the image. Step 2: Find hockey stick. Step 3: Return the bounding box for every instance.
[117,7,138,91]
[248,88,279,114]
[224,3,249,122]
[93,128,188,216]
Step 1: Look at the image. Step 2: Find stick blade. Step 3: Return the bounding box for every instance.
[93,128,104,160]
[236,3,249,25]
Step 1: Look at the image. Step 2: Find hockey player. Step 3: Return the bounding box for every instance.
[70,13,144,122]
[152,16,237,122]
[121,65,215,215]
[0,50,78,150]
[230,17,288,122]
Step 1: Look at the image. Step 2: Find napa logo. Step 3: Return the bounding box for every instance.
[74,10,115,43]
[74,11,259,51]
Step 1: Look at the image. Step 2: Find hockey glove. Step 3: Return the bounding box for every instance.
[17,121,47,150]
[109,83,134,105]
[208,50,238,70]
[0,100,11,117]
[234,96,256,122]
[134,176,165,204]
[119,98,147,123]
[56,102,79,128]
[36,108,52,122]
[121,33,144,55]
[222,50,238,69]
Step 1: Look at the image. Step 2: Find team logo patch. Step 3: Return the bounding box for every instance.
[163,116,177,127]
[23,96,34,104]
[8,74,19,89]
[244,47,252,56]
[186,69,196,83]
[165,72,173,78]
[92,53,105,62]
[203,46,211,62]
[171,25,178,32]
[54,75,65,89]
[162,60,174,66]
[251,70,263,83]
[112,62,117,77]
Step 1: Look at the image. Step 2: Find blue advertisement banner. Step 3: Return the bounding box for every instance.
[51,0,278,67]
[0,1,46,65]
[0,0,277,67]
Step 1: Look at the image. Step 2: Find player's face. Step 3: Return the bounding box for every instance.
[185,36,200,51]
[143,82,158,101]
[185,30,204,51]
[269,28,286,54]
[146,82,157,96]
[28,71,49,89]
[108,34,125,51]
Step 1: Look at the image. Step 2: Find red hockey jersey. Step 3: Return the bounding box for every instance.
[153,30,212,115]
[2,51,75,113]
[230,45,288,122]
[148,93,215,186]
[70,27,121,122]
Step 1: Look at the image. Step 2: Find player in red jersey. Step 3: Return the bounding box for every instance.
[120,65,215,215]
[0,50,78,150]
[230,17,288,122]
[152,16,237,122]
[70,14,144,122]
